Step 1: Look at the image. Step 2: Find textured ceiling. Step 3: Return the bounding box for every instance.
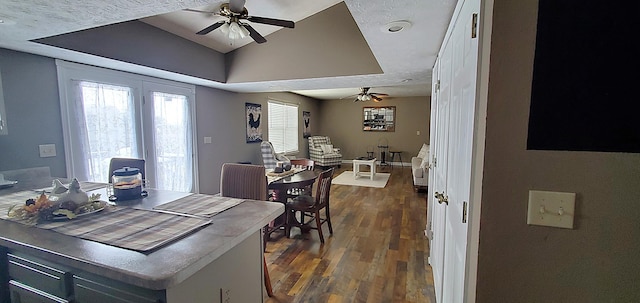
[0,0,457,100]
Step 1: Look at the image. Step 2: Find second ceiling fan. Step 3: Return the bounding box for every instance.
[191,0,295,44]
[345,87,389,102]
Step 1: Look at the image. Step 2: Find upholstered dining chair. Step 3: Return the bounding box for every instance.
[287,167,335,244]
[219,163,273,297]
[108,158,146,185]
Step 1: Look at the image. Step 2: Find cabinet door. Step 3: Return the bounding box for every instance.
[73,275,164,303]
[9,280,68,303]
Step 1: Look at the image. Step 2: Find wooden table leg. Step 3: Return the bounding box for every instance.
[264,256,274,297]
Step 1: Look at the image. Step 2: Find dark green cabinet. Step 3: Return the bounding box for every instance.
[4,250,165,303]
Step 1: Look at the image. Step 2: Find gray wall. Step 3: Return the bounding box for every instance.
[0,48,321,195]
[0,49,67,177]
[195,89,319,194]
[476,0,640,301]
[317,96,430,162]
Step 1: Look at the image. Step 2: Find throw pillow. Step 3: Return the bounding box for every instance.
[420,155,430,168]
[321,144,334,154]
[417,143,429,159]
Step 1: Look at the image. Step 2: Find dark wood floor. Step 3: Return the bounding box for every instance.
[264,164,435,303]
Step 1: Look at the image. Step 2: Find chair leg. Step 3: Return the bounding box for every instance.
[262,225,268,252]
[263,256,274,297]
[285,206,294,238]
[315,210,324,243]
[325,206,333,234]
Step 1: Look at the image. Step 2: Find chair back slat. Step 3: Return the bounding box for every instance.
[290,159,314,171]
[315,168,334,208]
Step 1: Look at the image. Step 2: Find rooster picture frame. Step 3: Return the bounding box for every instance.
[303,111,311,138]
[246,102,262,143]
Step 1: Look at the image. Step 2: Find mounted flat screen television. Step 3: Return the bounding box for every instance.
[527,0,640,153]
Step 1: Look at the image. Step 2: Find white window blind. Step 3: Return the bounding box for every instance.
[268,101,298,154]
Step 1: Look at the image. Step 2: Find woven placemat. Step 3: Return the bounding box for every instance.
[153,194,244,218]
[38,208,211,253]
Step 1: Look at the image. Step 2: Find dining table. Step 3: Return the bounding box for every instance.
[0,175,283,303]
[265,169,318,240]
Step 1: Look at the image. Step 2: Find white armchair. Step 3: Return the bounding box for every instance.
[411,143,429,191]
[308,136,342,167]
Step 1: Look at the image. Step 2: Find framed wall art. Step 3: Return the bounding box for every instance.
[303,111,311,138]
[246,102,263,143]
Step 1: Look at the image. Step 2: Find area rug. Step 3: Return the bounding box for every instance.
[332,171,390,188]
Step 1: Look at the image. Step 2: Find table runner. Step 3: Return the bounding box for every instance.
[153,194,244,218]
[37,208,211,253]
[266,167,304,184]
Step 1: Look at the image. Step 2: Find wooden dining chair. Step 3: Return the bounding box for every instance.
[290,158,314,171]
[287,159,315,199]
[219,163,273,297]
[286,167,335,243]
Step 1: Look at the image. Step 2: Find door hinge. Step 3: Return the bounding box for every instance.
[432,156,437,168]
[471,13,478,39]
[436,79,441,91]
[462,201,468,223]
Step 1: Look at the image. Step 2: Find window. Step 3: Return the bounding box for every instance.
[57,60,197,192]
[268,100,298,154]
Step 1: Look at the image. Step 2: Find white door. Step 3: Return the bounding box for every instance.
[143,82,197,193]
[441,0,480,302]
[58,62,197,193]
[429,34,453,302]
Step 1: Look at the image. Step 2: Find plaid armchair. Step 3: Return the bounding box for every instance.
[261,141,290,170]
[308,136,342,167]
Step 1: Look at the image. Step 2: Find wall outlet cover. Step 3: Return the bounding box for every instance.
[527,190,576,229]
[39,144,56,158]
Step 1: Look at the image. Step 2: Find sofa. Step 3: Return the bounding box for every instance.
[308,136,342,167]
[411,143,430,191]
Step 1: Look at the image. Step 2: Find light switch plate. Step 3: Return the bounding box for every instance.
[527,190,575,229]
[204,137,212,144]
[38,144,56,158]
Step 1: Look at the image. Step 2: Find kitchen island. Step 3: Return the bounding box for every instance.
[0,180,283,303]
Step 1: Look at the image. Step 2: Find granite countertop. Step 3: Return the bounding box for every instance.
[0,186,284,290]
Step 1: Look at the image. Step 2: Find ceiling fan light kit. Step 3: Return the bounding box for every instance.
[221,21,250,40]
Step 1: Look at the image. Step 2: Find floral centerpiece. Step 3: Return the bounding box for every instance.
[7,178,105,225]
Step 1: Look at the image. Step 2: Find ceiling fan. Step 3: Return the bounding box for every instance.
[189,0,295,44]
[344,87,389,102]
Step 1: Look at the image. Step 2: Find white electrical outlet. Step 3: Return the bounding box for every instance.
[39,144,56,158]
[527,190,576,229]
[204,137,212,144]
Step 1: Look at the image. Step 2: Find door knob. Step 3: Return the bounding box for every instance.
[434,192,448,205]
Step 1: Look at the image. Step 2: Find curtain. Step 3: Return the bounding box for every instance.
[151,92,193,192]
[69,80,137,182]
